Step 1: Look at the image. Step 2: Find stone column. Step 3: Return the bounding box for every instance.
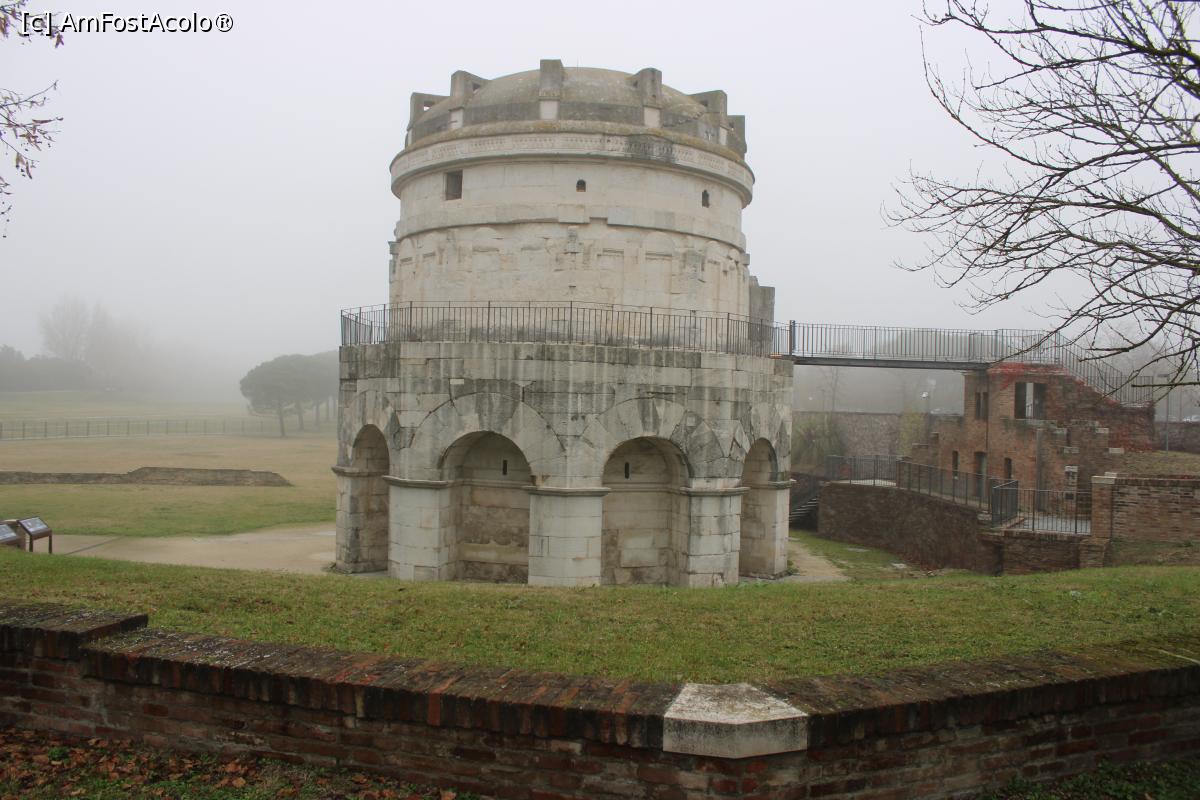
[740,480,793,577]
[384,477,455,581]
[678,486,747,588]
[332,466,387,573]
[527,487,608,587]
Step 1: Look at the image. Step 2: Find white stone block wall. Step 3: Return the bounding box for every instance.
[336,342,792,586]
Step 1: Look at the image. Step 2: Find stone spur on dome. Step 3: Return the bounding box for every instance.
[333,60,793,588]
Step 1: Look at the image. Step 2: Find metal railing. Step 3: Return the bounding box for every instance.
[823,454,900,484]
[340,302,1151,406]
[990,483,1092,534]
[341,301,779,357]
[786,323,1151,406]
[894,460,1003,512]
[827,455,1094,532]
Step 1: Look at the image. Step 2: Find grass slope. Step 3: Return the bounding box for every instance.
[3,551,1197,684]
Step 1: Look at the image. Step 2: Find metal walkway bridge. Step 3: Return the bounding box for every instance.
[340,302,1153,407]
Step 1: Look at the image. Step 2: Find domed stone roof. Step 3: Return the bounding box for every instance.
[406,61,747,157]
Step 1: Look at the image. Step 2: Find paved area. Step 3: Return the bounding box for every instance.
[781,537,849,584]
[52,524,339,575]
[52,526,849,584]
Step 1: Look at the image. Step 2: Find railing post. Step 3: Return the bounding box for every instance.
[789,321,797,355]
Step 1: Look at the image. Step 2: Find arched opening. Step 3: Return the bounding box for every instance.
[576,179,587,192]
[701,189,710,208]
[442,432,533,583]
[601,437,690,586]
[739,439,779,577]
[342,425,390,572]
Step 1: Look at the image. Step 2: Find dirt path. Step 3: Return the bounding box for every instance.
[782,537,849,583]
[51,523,339,575]
[52,527,848,584]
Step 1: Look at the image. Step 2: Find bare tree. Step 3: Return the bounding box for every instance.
[1,1,63,226]
[891,0,1200,390]
[39,294,89,362]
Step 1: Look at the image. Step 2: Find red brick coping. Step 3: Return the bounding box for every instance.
[3,601,1200,799]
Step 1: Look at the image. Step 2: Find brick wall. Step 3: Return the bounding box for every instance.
[818,482,1090,575]
[1091,475,1200,566]
[818,482,1000,573]
[5,603,1200,799]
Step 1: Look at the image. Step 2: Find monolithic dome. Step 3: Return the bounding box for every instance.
[335,60,793,587]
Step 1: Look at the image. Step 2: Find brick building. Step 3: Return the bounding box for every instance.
[911,363,1156,493]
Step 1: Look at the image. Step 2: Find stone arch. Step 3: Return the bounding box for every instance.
[575,397,726,483]
[401,392,567,481]
[601,436,690,585]
[335,424,391,573]
[741,402,791,476]
[339,388,399,467]
[738,438,780,577]
[441,431,534,583]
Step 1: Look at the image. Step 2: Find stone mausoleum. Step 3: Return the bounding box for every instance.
[333,61,793,587]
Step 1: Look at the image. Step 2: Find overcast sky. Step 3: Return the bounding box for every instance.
[1,0,1057,376]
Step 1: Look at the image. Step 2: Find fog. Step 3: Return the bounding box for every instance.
[2,0,1073,400]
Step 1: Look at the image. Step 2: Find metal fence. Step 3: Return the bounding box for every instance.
[785,323,1151,406]
[0,417,300,441]
[341,301,780,357]
[825,455,998,511]
[894,460,1004,512]
[341,302,1151,407]
[990,482,1092,534]
[827,455,1093,533]
[822,454,900,484]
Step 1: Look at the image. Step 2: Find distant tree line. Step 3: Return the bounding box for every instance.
[0,345,93,391]
[239,352,338,437]
[1,296,172,392]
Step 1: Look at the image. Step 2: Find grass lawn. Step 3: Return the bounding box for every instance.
[0,431,335,536]
[3,551,1198,684]
[0,390,247,420]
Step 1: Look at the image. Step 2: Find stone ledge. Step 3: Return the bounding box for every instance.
[382,477,450,489]
[663,683,807,758]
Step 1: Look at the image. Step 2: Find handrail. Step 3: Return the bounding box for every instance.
[339,302,1152,406]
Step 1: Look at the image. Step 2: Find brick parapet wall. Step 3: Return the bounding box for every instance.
[818,483,1091,575]
[1091,475,1200,565]
[5,602,1200,798]
[818,482,1000,573]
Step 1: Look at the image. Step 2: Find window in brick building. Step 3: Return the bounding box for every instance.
[1004,458,1013,481]
[973,452,987,498]
[974,391,990,419]
[951,451,959,476]
[1031,383,1046,418]
[1014,382,1046,419]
